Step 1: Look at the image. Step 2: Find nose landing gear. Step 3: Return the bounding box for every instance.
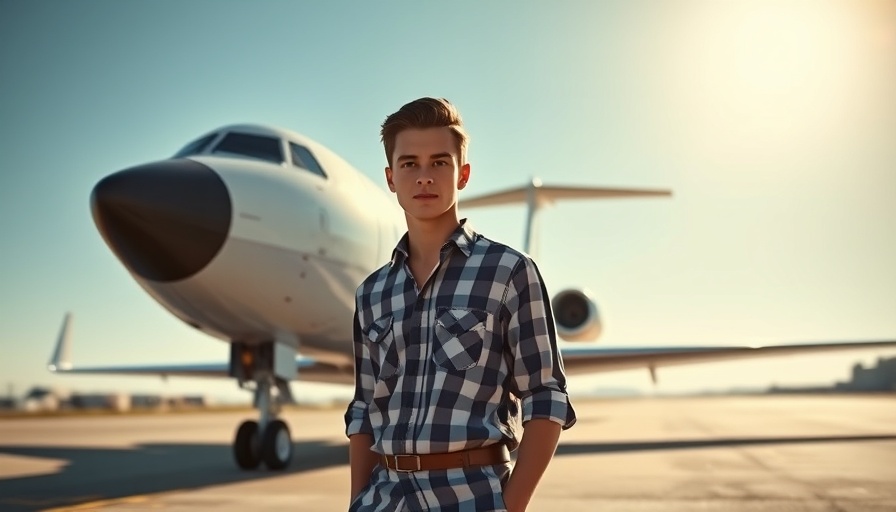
[234,418,293,470]
[232,374,295,470]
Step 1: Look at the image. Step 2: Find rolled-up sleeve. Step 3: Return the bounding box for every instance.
[503,257,576,430]
[344,304,375,437]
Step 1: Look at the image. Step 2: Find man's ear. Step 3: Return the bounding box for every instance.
[458,163,471,190]
[385,167,395,192]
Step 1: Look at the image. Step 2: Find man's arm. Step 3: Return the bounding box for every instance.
[502,419,562,512]
[344,305,378,503]
[349,433,380,499]
[503,257,576,431]
[501,257,577,511]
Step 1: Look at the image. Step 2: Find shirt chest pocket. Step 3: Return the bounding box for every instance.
[364,315,400,380]
[433,308,491,371]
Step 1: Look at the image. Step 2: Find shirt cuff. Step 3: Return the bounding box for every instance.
[521,388,577,430]
[344,399,373,437]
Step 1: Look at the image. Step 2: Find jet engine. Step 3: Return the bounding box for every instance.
[551,289,601,342]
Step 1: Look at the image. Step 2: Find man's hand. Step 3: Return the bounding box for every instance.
[502,419,562,512]
[348,433,379,503]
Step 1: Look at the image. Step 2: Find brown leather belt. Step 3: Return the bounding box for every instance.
[381,443,510,472]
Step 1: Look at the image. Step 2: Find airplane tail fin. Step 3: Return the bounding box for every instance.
[48,312,73,372]
[459,178,672,257]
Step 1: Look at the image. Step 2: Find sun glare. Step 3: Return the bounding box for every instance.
[662,0,883,174]
[730,3,843,96]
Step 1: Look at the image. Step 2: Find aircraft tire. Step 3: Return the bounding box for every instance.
[234,420,261,469]
[261,419,293,470]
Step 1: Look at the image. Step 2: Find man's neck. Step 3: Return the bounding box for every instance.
[405,209,460,267]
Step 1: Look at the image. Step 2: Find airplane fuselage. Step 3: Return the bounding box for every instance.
[92,125,404,365]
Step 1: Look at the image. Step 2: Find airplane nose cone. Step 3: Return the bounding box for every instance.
[91,158,231,282]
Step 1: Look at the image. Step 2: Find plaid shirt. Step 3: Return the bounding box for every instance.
[344,220,576,456]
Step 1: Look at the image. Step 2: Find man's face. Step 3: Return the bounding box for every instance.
[385,127,470,222]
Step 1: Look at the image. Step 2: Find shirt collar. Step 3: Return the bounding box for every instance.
[391,219,478,267]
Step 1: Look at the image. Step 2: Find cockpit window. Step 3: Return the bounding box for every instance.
[289,143,327,178]
[211,132,284,164]
[173,133,217,158]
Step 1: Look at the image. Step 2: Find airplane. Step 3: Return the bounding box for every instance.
[48,124,896,471]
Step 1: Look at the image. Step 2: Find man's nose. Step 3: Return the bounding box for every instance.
[416,176,434,185]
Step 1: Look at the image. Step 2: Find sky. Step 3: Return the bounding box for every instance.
[1,0,894,405]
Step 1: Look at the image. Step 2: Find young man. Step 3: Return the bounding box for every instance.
[344,97,576,511]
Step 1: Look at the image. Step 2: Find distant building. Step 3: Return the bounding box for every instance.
[763,356,896,394]
[182,395,208,407]
[66,392,210,412]
[131,394,164,409]
[10,386,224,414]
[22,386,69,412]
[835,356,896,392]
[70,392,131,412]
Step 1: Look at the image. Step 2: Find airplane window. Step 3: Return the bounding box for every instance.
[289,143,327,178]
[212,133,284,164]
[173,133,217,158]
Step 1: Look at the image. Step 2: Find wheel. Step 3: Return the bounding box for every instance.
[261,419,293,470]
[233,420,261,469]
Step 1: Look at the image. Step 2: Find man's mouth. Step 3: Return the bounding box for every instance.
[414,193,438,199]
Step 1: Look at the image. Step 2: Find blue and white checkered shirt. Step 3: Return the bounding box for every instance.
[344,220,576,456]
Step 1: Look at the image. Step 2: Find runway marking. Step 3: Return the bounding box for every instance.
[1,498,70,507]
[44,494,152,511]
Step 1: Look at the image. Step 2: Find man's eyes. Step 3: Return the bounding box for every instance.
[400,160,449,168]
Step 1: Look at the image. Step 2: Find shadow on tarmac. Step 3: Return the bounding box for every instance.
[2,433,895,511]
[0,439,347,512]
[555,433,896,456]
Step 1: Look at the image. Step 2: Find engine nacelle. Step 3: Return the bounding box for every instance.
[551,289,602,342]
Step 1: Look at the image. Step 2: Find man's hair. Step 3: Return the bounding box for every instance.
[380,97,469,167]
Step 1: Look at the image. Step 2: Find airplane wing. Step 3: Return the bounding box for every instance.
[458,179,672,256]
[47,314,355,385]
[458,181,671,209]
[559,340,896,379]
[48,359,354,385]
[48,314,895,387]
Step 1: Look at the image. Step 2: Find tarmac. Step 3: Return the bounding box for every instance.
[0,394,894,511]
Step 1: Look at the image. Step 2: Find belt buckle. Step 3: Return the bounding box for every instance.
[393,454,421,472]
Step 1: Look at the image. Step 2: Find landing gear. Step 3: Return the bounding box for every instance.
[233,418,293,470]
[229,341,298,470]
[231,377,295,470]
